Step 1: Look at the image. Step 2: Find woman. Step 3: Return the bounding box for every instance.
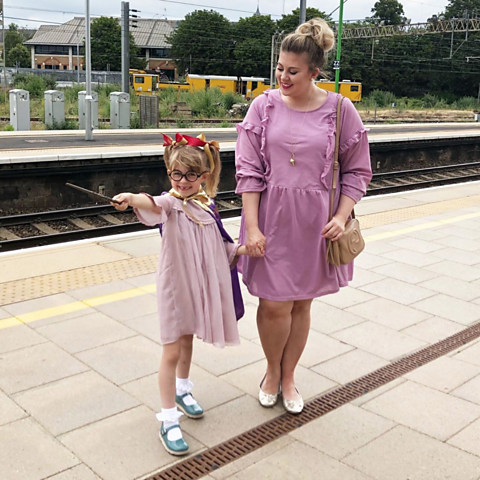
[235,18,372,414]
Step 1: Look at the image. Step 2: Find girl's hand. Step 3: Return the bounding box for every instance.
[112,193,132,211]
[246,228,266,257]
[322,216,346,242]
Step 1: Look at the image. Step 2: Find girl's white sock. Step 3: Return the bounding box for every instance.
[176,377,198,407]
[156,407,183,441]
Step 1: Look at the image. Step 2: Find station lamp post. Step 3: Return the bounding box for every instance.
[85,0,93,141]
[334,0,344,93]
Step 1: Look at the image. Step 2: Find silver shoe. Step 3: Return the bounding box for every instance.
[258,375,279,408]
[282,389,304,414]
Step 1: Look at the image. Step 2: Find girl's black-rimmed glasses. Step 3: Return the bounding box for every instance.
[168,170,207,182]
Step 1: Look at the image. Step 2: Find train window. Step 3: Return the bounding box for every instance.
[205,79,211,88]
[252,81,258,90]
[350,85,359,91]
[135,76,145,84]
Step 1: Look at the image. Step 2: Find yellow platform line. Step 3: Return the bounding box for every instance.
[1,209,480,332]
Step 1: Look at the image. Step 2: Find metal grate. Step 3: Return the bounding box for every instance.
[139,95,159,128]
[148,321,480,480]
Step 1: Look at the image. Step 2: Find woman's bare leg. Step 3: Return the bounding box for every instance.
[281,299,313,400]
[256,298,294,394]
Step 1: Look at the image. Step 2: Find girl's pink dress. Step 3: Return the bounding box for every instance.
[235,89,372,301]
[135,195,240,347]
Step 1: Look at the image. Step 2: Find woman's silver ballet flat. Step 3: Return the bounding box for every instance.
[282,389,304,414]
[258,376,279,408]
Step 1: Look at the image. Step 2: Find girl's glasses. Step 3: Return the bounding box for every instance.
[168,170,207,182]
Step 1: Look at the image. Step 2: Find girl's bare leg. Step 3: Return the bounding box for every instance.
[281,299,313,401]
[158,339,181,409]
[256,299,294,394]
[176,335,194,379]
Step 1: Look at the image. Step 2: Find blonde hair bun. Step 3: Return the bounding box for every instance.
[296,18,335,53]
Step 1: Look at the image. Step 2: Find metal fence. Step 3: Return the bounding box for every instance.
[0,67,122,86]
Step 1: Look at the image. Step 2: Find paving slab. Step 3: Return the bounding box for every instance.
[191,337,264,376]
[236,303,261,341]
[332,322,426,360]
[346,298,431,330]
[123,312,161,344]
[290,404,395,460]
[318,286,376,309]
[371,261,440,285]
[99,235,160,257]
[209,437,295,480]
[0,417,79,480]
[123,272,157,288]
[121,363,244,413]
[348,251,395,270]
[451,339,480,363]
[417,276,480,301]
[389,237,446,253]
[312,349,389,385]
[13,371,140,435]
[0,322,47,354]
[448,417,480,457]
[405,357,480,393]
[425,260,480,281]
[380,248,443,267]
[451,374,480,405]
[36,312,137,354]
[0,389,27,426]
[352,378,407,407]
[299,328,355,367]
[225,440,375,480]
[411,294,480,325]
[181,395,278,448]
[401,316,465,343]
[432,235,480,251]
[310,301,366,334]
[60,406,200,480]
[90,293,158,323]
[75,335,161,385]
[436,225,480,240]
[343,425,480,480]
[0,342,89,394]
[362,380,480,441]
[48,465,101,480]
[431,247,480,266]
[359,278,436,305]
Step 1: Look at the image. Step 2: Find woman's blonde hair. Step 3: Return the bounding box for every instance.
[164,145,222,197]
[281,18,335,73]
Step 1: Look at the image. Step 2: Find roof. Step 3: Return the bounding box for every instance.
[24,17,173,48]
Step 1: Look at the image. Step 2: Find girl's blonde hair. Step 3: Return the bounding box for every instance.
[281,18,335,73]
[164,144,222,197]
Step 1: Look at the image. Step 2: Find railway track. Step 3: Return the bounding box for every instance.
[0,191,241,252]
[1,163,479,252]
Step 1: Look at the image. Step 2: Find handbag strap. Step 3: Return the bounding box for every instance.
[328,95,355,223]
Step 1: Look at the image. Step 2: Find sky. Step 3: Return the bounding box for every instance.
[2,0,450,30]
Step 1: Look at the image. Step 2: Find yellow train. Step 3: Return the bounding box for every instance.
[129,71,362,102]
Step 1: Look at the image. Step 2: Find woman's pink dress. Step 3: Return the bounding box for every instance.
[135,195,240,347]
[235,89,372,301]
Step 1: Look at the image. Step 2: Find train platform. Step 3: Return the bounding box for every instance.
[2,181,480,480]
[2,123,480,162]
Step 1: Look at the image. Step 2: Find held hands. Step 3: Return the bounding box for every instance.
[111,193,132,211]
[246,228,266,257]
[322,215,346,242]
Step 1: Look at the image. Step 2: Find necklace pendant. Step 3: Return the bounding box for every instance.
[290,157,295,166]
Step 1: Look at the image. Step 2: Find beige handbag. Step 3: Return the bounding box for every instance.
[326,97,365,267]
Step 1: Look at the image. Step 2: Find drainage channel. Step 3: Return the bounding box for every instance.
[148,320,480,480]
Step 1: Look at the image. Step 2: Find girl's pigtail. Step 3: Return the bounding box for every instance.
[163,145,173,170]
[205,147,222,198]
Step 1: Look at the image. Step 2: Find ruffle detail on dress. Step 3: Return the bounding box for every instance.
[236,122,262,136]
[260,90,274,162]
[320,111,338,186]
[339,128,369,155]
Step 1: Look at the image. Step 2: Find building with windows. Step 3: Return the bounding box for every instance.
[24,17,177,79]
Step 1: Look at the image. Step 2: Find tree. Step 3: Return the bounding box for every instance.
[370,0,406,25]
[444,0,480,18]
[90,17,145,71]
[7,45,30,68]
[167,10,233,75]
[276,7,331,34]
[233,15,276,77]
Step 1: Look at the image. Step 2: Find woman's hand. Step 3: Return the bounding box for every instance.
[112,193,132,211]
[322,216,346,242]
[246,227,266,257]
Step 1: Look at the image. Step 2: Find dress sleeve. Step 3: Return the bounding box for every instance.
[338,98,373,203]
[134,194,175,226]
[224,240,240,267]
[235,96,267,194]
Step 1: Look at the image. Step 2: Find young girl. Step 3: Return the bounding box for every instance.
[113,133,248,456]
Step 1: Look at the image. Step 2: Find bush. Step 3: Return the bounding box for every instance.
[13,73,56,98]
[45,119,78,130]
[185,88,226,118]
[366,90,397,108]
[455,96,478,110]
[4,124,14,131]
[222,91,245,111]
